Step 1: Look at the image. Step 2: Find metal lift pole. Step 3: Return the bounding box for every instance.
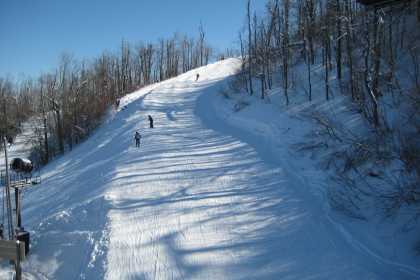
[3,136,14,240]
[15,188,21,228]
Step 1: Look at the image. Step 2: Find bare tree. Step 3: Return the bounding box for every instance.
[247,0,254,95]
[335,0,343,81]
[282,0,290,105]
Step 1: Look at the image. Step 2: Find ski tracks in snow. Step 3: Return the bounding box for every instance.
[103,60,392,279]
[5,59,418,279]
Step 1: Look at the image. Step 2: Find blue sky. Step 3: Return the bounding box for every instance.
[0,0,266,79]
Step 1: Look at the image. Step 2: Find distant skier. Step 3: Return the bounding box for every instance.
[196,73,200,81]
[134,131,141,147]
[148,115,154,128]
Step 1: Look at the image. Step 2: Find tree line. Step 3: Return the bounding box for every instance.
[241,0,418,111]
[237,0,419,218]
[0,30,213,165]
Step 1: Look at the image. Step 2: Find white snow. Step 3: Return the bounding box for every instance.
[0,58,418,279]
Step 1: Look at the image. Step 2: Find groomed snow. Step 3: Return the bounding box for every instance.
[0,58,418,279]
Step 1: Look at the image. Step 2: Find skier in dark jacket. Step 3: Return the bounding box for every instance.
[148,115,154,128]
[196,73,200,81]
[134,131,141,147]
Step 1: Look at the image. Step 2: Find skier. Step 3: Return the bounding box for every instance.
[134,131,141,147]
[196,73,200,81]
[148,115,154,128]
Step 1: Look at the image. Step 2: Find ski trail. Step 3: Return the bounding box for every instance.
[102,60,411,279]
[5,59,416,279]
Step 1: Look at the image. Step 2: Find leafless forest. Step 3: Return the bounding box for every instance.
[234,0,420,222]
[1,0,419,225]
[0,30,212,164]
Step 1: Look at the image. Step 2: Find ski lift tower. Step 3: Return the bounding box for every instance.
[0,136,40,279]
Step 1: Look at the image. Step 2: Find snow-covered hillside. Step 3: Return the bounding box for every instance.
[0,58,418,279]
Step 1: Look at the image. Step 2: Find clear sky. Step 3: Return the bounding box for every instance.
[0,0,266,80]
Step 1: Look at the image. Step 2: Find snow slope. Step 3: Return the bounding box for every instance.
[0,58,418,279]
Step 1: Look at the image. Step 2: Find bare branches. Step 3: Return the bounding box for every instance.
[0,29,214,166]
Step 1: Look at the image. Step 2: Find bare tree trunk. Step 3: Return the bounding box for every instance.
[324,40,330,101]
[247,0,254,95]
[371,9,384,126]
[283,0,290,106]
[335,0,342,80]
[304,34,312,101]
[265,0,278,91]
[260,74,265,100]
[39,81,49,163]
[324,12,331,101]
[308,0,315,64]
[417,0,420,22]
[345,0,355,100]
[56,108,64,154]
[239,32,249,94]
[400,10,406,49]
[303,1,312,101]
[159,40,164,81]
[57,57,69,154]
[199,23,205,67]
[363,11,380,127]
